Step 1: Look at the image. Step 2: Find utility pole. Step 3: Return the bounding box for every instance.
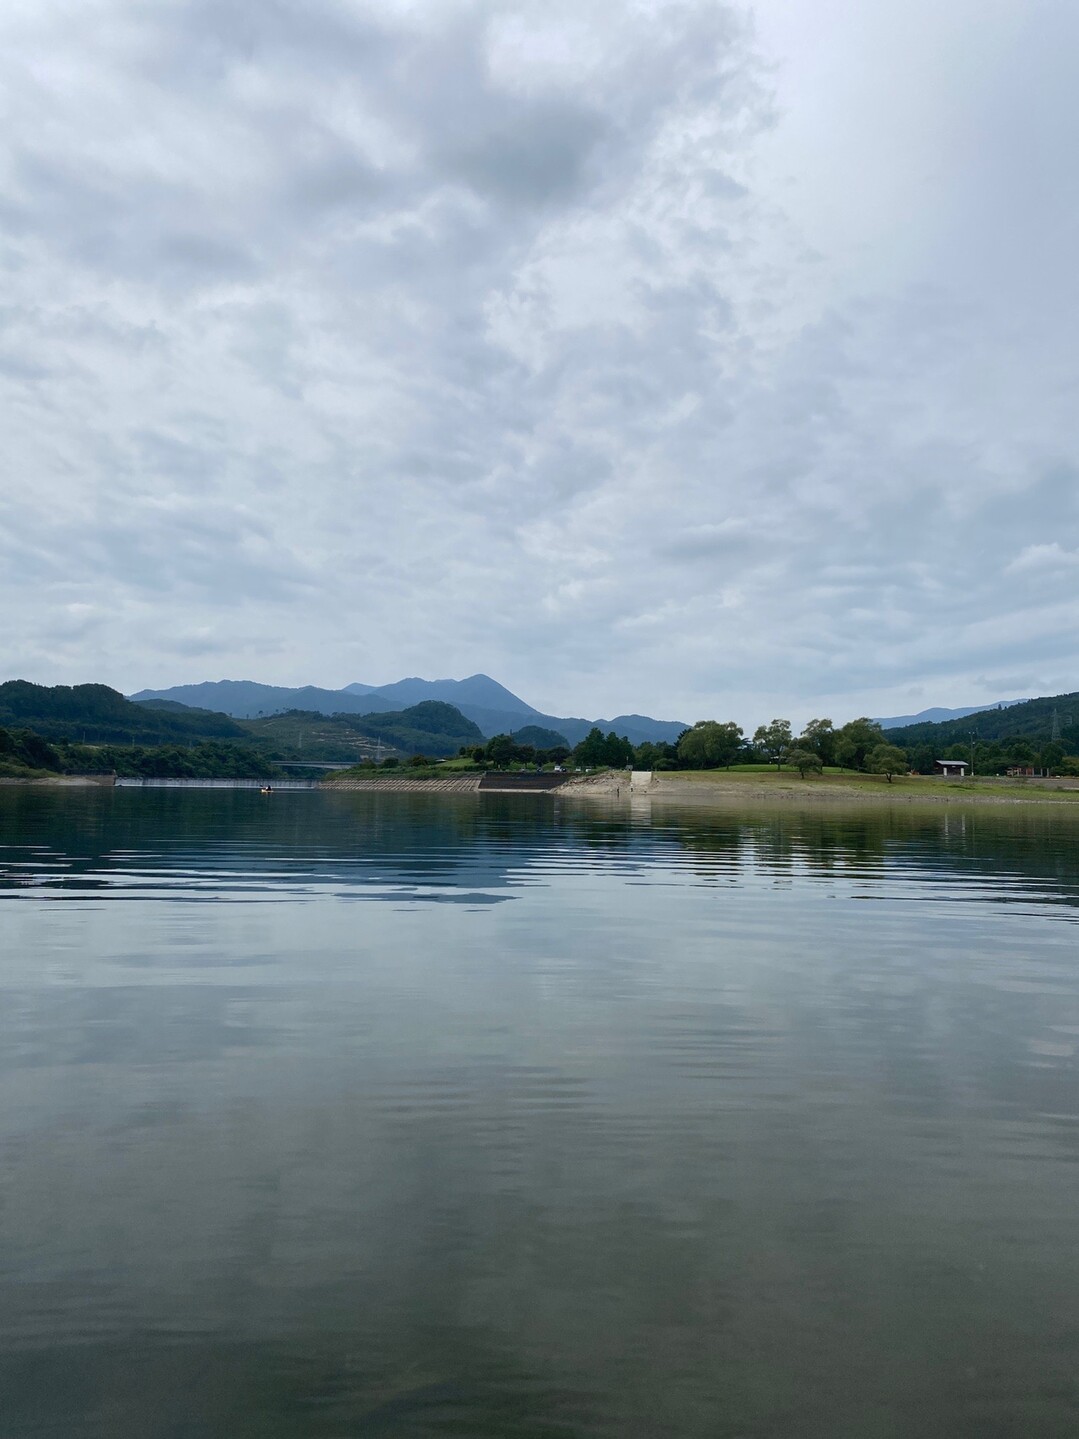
[969,730,976,778]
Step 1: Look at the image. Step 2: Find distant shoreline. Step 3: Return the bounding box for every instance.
[568,771,1079,807]
[6,769,1079,808]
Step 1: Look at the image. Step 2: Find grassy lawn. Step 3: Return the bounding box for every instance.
[664,766,897,785]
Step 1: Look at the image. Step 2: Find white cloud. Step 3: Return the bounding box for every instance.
[1006,543,1079,574]
[1,0,1078,727]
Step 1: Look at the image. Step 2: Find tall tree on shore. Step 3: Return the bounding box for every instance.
[799,718,836,767]
[786,747,823,777]
[753,719,793,769]
[485,734,516,768]
[867,743,907,783]
[573,727,634,768]
[677,721,744,770]
[835,717,885,770]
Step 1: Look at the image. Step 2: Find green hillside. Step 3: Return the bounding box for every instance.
[0,686,481,776]
[240,711,388,763]
[512,724,570,750]
[335,700,483,757]
[240,700,483,760]
[0,681,245,744]
[887,691,1079,750]
[0,725,278,780]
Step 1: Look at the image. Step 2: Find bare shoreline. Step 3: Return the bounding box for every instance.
[0,774,116,787]
[561,772,1079,808]
[5,770,1079,810]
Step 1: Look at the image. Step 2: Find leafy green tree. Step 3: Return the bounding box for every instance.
[634,740,678,770]
[974,742,1008,775]
[909,744,935,775]
[572,727,607,767]
[542,746,571,766]
[753,719,793,769]
[834,717,885,770]
[408,753,430,767]
[677,720,744,770]
[867,743,908,783]
[573,727,633,768]
[786,747,823,778]
[713,722,745,768]
[602,731,635,766]
[799,719,836,767]
[485,734,517,769]
[1040,741,1065,773]
[13,729,62,771]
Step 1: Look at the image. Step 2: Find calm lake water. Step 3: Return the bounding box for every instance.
[3,787,1079,1437]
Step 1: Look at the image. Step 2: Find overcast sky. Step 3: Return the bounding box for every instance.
[3,0,1077,727]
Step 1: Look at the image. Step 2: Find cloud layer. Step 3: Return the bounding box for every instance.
[2,0,1078,725]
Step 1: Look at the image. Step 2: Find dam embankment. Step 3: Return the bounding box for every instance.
[324,772,576,794]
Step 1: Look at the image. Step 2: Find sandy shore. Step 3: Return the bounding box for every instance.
[561,771,1079,808]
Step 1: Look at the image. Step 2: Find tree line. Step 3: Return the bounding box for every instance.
[646,716,908,780]
[911,736,1079,777]
[558,714,1079,780]
[8,710,1078,784]
[0,727,278,780]
[466,717,907,777]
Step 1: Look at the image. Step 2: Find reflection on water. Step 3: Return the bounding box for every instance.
[2,788,1079,1436]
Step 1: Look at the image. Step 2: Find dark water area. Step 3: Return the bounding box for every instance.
[2,788,1079,1437]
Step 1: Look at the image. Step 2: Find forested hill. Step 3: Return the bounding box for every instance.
[329,700,483,756]
[887,690,1079,750]
[241,700,483,760]
[0,681,245,744]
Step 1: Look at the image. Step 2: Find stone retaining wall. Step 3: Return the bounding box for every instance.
[323,775,484,792]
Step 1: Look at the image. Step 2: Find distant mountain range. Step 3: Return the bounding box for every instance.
[876,700,1026,729]
[129,674,688,747]
[342,674,537,714]
[10,674,1079,762]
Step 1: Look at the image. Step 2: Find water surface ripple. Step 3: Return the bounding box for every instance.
[2,788,1079,1436]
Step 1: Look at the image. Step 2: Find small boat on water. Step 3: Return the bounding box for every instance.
[260,785,274,794]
